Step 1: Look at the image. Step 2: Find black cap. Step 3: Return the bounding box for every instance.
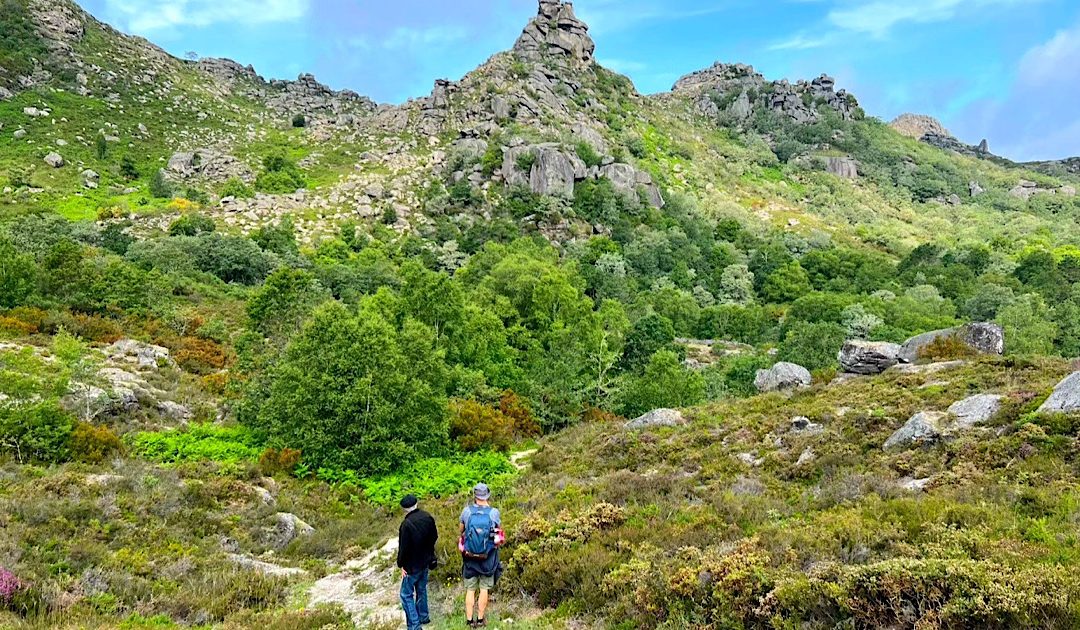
[400,494,418,509]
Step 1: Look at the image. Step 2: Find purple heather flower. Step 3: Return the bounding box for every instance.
[0,567,23,605]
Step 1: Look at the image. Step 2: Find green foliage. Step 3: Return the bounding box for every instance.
[246,267,330,343]
[778,320,847,370]
[0,401,75,464]
[761,261,812,303]
[291,114,306,128]
[255,155,307,194]
[192,233,277,284]
[361,451,516,507]
[449,399,515,452]
[168,213,216,236]
[998,293,1058,356]
[0,238,36,308]
[120,155,140,181]
[622,312,676,371]
[251,217,298,256]
[129,424,264,464]
[0,0,48,83]
[515,151,537,172]
[149,169,172,199]
[95,134,109,160]
[220,177,254,199]
[616,350,705,418]
[575,141,603,168]
[248,302,449,475]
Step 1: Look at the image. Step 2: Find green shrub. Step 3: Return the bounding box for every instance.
[249,303,449,475]
[168,213,216,236]
[291,114,306,128]
[220,177,254,199]
[70,421,123,463]
[575,141,603,168]
[120,155,139,181]
[149,169,172,199]
[0,401,75,464]
[129,424,264,464]
[515,152,537,172]
[361,451,515,506]
[255,155,306,194]
[778,320,846,370]
[450,399,515,452]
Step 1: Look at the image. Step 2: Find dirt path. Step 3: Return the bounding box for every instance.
[510,448,538,470]
[307,537,404,628]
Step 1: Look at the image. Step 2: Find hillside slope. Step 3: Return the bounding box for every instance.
[3,1,1080,629]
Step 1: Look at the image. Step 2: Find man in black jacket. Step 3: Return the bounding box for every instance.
[397,494,438,630]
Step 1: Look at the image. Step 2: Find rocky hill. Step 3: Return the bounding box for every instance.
[3,1,1080,628]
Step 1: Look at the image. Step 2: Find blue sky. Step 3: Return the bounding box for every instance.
[79,0,1080,161]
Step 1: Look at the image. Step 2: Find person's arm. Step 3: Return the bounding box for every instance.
[396,521,408,569]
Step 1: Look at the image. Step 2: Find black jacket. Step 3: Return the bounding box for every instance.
[397,509,438,575]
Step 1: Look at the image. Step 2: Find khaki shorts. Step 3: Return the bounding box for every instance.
[464,574,495,590]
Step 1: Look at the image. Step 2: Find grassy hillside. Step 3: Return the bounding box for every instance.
[3,0,1080,628]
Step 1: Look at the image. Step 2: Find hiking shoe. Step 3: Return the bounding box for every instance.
[475,619,487,628]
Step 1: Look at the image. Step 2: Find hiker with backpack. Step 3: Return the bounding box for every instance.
[397,494,438,630]
[459,482,505,628]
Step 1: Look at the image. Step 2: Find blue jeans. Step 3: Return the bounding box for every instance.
[400,568,430,630]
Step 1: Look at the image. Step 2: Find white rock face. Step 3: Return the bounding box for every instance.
[625,408,684,430]
[884,411,947,449]
[948,394,1003,428]
[754,362,812,393]
[838,341,902,375]
[1038,372,1080,414]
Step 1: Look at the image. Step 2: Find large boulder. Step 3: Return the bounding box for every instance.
[270,512,315,549]
[502,144,583,197]
[106,339,175,370]
[44,152,64,168]
[948,394,1003,429]
[1038,372,1080,414]
[900,323,1004,363]
[902,322,1002,363]
[754,362,812,393]
[826,156,858,179]
[625,408,684,430]
[884,411,947,449]
[838,341,902,375]
[513,0,595,69]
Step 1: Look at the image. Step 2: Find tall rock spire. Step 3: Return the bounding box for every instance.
[513,0,595,69]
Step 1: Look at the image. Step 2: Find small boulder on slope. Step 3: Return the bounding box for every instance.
[754,362,812,393]
[1038,372,1080,414]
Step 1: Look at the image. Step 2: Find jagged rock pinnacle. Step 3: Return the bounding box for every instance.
[513,0,595,69]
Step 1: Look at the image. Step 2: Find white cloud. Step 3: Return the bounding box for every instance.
[382,25,468,50]
[575,1,730,35]
[597,57,648,73]
[767,33,833,51]
[104,0,309,33]
[827,0,1038,38]
[1018,20,1080,86]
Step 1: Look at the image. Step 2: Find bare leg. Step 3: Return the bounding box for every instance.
[478,589,489,620]
[465,589,476,622]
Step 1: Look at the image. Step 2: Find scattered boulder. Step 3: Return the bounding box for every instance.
[13,129,27,140]
[227,554,307,577]
[81,169,99,189]
[106,339,175,369]
[157,400,192,422]
[737,452,764,467]
[838,341,902,375]
[1038,372,1080,414]
[948,394,1003,429]
[754,362,812,393]
[884,411,947,449]
[625,408,684,430]
[790,416,824,435]
[969,181,985,197]
[796,448,815,466]
[899,477,933,492]
[826,156,858,179]
[899,322,1004,363]
[271,512,315,549]
[44,152,64,168]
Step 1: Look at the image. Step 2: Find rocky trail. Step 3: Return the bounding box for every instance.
[308,537,405,627]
